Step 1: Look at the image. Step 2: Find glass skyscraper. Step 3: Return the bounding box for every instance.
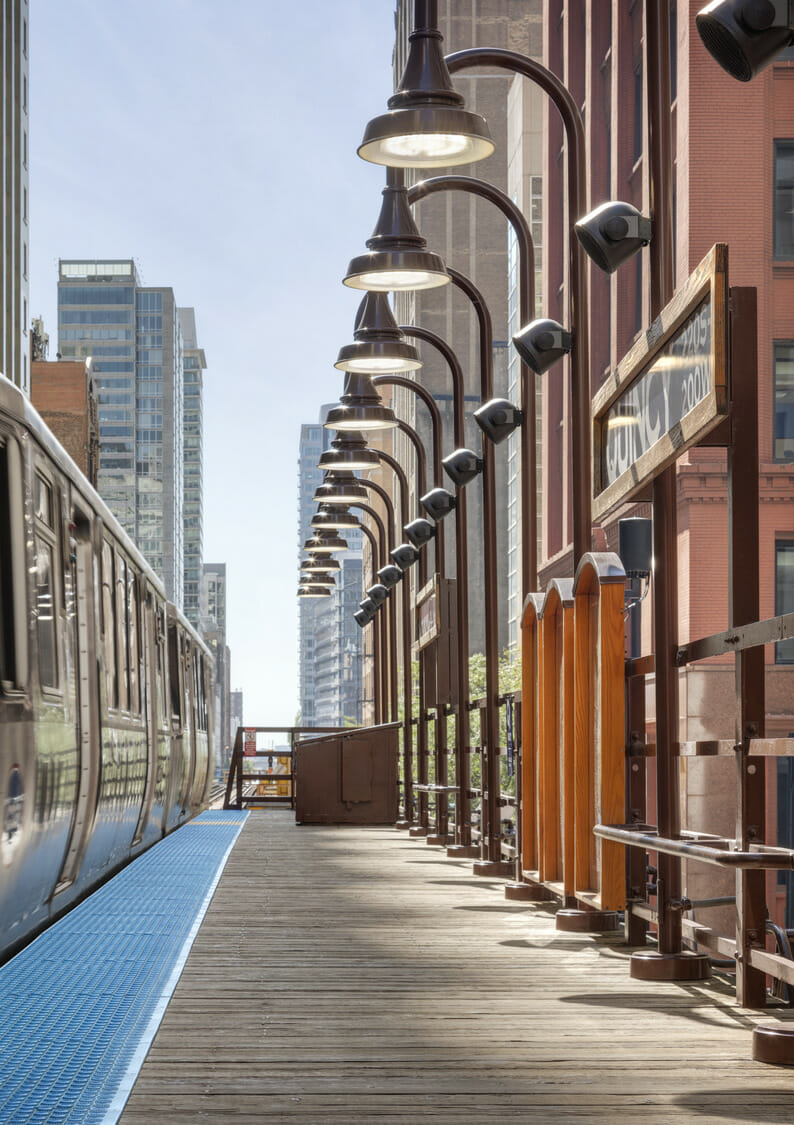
[180,309,207,628]
[57,259,200,608]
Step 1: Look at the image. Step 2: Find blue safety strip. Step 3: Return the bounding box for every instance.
[0,809,248,1124]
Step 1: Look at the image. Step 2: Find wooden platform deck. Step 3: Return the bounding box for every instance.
[120,810,794,1123]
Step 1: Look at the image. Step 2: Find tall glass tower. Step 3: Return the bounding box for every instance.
[57,259,192,607]
[179,308,206,628]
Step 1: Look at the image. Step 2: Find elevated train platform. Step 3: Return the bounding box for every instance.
[3,810,794,1123]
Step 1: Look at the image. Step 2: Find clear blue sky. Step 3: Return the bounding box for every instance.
[29,0,398,723]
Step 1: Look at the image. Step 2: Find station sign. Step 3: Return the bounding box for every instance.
[415,575,441,651]
[591,243,730,521]
[243,728,257,758]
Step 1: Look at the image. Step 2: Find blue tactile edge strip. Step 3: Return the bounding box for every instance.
[0,809,248,1125]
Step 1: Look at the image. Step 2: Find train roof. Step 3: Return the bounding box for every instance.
[0,370,211,659]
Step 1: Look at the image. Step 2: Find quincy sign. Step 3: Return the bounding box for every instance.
[592,244,729,521]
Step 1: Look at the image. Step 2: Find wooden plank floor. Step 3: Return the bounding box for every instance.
[120,810,794,1123]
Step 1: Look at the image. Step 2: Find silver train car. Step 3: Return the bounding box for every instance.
[0,372,214,961]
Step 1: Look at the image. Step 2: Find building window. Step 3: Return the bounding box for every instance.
[775,342,794,461]
[775,540,794,664]
[775,141,794,260]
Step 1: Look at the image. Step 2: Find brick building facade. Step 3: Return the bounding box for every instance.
[30,358,99,488]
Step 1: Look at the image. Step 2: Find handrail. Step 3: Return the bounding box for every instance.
[676,609,794,665]
[593,823,794,870]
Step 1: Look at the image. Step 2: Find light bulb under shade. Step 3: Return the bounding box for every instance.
[303,533,349,554]
[313,480,368,505]
[324,406,398,432]
[334,339,421,374]
[343,249,450,293]
[298,585,331,598]
[318,447,380,471]
[358,107,494,169]
[301,555,340,574]
[311,507,360,530]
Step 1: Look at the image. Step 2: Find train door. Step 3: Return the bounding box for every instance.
[131,586,156,845]
[54,508,100,892]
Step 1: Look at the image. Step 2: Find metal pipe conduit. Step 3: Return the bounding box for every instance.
[593,824,794,870]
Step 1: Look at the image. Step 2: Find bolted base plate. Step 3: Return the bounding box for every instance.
[408,826,428,838]
[753,1026,794,1066]
[505,881,548,902]
[630,950,712,981]
[446,844,480,859]
[472,860,513,878]
[425,834,445,846]
[555,909,621,933]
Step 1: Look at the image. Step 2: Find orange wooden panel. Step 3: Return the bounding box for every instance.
[520,609,539,873]
[561,604,576,897]
[573,587,594,893]
[540,604,561,883]
[598,582,627,911]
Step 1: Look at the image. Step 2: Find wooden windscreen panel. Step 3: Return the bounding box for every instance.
[341,741,373,804]
[520,594,543,875]
[539,590,562,884]
[573,553,627,911]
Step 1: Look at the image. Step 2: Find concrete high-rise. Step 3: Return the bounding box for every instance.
[297,410,363,728]
[56,260,196,608]
[1,0,29,393]
[179,309,207,628]
[202,563,231,775]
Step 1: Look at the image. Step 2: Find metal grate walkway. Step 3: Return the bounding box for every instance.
[0,810,247,1125]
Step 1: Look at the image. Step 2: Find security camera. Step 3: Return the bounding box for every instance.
[512,319,573,375]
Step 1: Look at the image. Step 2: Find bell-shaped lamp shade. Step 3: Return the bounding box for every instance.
[324,372,398,432]
[311,505,360,531]
[420,486,456,522]
[696,0,794,81]
[474,398,524,445]
[301,570,336,587]
[303,532,349,554]
[298,584,332,599]
[443,447,483,488]
[344,170,449,292]
[366,583,390,606]
[358,12,493,168]
[391,542,421,569]
[574,201,652,274]
[335,292,422,374]
[377,563,404,589]
[313,471,368,505]
[318,431,381,472]
[404,517,436,548]
[301,555,340,575]
[512,318,573,375]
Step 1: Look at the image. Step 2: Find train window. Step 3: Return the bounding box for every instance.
[0,441,17,687]
[155,605,166,729]
[33,473,58,691]
[34,539,57,688]
[128,574,139,714]
[34,474,51,526]
[167,623,182,723]
[116,556,128,712]
[101,541,117,709]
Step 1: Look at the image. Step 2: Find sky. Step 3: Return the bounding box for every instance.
[29,0,398,724]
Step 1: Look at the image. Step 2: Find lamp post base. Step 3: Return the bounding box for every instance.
[504,881,549,902]
[753,1026,794,1066]
[473,860,513,878]
[630,950,712,981]
[395,820,412,830]
[409,825,428,838]
[555,909,621,933]
[446,844,480,858]
[425,833,446,846]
